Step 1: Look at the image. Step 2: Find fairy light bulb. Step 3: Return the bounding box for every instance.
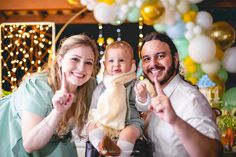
[0,23,55,92]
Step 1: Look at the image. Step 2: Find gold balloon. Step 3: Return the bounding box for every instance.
[67,0,79,6]
[209,21,235,50]
[208,74,225,98]
[141,1,165,25]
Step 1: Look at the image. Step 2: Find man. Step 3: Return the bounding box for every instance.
[140,32,223,157]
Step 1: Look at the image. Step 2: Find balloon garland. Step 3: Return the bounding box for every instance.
[81,0,236,150]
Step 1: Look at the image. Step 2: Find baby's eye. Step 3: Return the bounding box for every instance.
[119,59,124,62]
[108,59,114,63]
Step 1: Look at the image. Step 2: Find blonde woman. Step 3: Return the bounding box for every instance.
[0,34,99,157]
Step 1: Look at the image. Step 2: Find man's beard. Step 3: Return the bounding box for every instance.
[143,61,176,85]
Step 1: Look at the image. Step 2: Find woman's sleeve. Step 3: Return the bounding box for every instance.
[17,76,54,117]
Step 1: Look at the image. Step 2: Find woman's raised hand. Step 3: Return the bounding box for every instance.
[52,72,75,113]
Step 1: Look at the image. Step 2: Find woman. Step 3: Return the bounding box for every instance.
[0,34,99,157]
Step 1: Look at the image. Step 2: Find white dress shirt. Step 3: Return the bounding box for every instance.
[146,74,220,157]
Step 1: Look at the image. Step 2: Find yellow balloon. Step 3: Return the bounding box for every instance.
[187,64,197,73]
[187,76,198,85]
[67,0,79,6]
[182,10,197,23]
[106,37,114,45]
[97,37,105,45]
[209,21,235,49]
[184,56,195,66]
[97,0,115,5]
[141,1,165,25]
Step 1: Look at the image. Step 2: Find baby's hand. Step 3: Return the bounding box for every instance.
[135,81,148,103]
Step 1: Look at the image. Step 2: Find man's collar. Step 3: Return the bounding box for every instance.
[163,74,182,97]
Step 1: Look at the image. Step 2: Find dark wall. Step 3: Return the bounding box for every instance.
[56,23,156,64]
[55,23,236,90]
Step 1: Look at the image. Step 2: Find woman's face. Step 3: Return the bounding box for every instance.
[58,46,95,92]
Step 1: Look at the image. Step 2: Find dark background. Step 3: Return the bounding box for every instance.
[55,22,236,90]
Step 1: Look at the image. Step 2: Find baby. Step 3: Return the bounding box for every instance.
[87,41,148,157]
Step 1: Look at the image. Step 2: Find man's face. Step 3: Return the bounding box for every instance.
[141,40,178,87]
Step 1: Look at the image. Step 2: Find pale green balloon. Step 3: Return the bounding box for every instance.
[173,38,189,61]
[218,68,228,83]
[127,7,140,23]
[153,23,167,33]
[223,87,236,109]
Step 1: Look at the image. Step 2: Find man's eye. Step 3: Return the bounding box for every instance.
[142,57,150,62]
[157,54,164,59]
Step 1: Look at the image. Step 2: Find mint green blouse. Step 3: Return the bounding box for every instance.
[0,73,77,157]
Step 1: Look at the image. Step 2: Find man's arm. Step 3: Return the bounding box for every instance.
[172,116,223,157]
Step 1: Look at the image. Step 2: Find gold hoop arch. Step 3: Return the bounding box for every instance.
[55,7,88,43]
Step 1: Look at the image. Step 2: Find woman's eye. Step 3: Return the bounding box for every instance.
[86,61,93,65]
[71,58,79,61]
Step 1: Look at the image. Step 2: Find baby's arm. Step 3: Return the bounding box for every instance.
[135,81,151,111]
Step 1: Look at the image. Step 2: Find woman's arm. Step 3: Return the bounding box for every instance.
[21,109,62,153]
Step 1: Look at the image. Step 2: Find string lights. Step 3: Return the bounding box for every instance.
[0,22,55,94]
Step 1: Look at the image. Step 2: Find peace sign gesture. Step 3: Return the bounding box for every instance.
[150,76,178,125]
[52,72,75,113]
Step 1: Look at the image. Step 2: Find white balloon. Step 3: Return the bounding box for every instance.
[222,47,236,73]
[80,0,88,5]
[188,0,204,4]
[120,4,129,14]
[128,0,135,7]
[188,35,216,63]
[201,58,221,74]
[168,0,177,5]
[94,3,117,24]
[177,0,190,13]
[193,25,202,35]
[196,11,213,30]
[186,22,194,30]
[185,31,194,40]
[136,0,144,8]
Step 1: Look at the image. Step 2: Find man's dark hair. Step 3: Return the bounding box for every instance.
[140,32,179,73]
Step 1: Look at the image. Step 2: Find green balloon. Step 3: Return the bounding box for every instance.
[218,68,228,82]
[222,87,236,109]
[173,38,189,61]
[191,4,199,12]
[127,7,140,23]
[153,23,167,33]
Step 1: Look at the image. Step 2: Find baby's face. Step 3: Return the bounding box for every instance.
[104,48,134,76]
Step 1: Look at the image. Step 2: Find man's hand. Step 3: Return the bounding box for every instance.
[151,76,178,125]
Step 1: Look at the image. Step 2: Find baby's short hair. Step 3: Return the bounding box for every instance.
[105,41,134,59]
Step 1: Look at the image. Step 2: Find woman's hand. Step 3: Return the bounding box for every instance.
[52,72,74,113]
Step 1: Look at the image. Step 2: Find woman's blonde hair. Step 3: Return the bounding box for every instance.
[45,34,99,137]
